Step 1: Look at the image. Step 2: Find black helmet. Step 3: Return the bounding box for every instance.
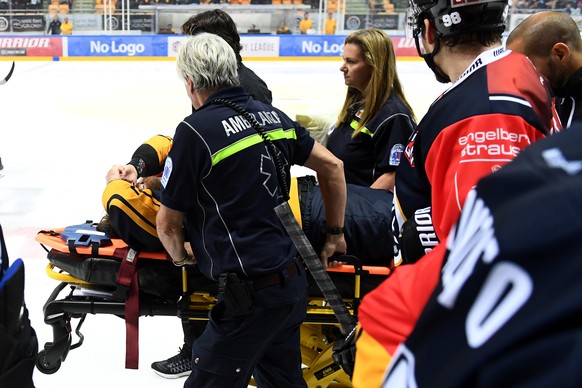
[407,0,508,39]
[406,0,508,83]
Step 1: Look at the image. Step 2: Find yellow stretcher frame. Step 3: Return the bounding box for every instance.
[42,254,390,387]
[36,181,391,387]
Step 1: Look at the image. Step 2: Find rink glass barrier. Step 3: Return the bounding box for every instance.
[0,34,421,59]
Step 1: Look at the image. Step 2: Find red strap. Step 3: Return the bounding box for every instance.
[117,249,137,289]
[115,248,140,369]
[125,270,139,369]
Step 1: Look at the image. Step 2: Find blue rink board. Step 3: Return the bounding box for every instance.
[63,34,409,58]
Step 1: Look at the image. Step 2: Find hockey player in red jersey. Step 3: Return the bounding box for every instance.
[344,0,557,385]
[392,0,556,266]
[383,124,582,388]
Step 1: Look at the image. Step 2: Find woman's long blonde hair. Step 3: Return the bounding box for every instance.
[337,28,415,136]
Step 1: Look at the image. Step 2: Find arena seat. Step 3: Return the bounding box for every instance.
[327,0,344,12]
[95,2,115,13]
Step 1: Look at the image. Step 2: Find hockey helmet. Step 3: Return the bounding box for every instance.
[406,0,509,39]
[406,0,508,83]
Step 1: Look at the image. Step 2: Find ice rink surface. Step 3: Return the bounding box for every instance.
[0,58,446,388]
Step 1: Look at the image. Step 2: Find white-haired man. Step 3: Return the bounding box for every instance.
[156,33,347,387]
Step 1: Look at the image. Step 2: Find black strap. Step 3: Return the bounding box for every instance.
[0,224,8,273]
[208,98,355,334]
[67,240,78,255]
[38,229,60,237]
[275,202,357,335]
[208,98,290,201]
[91,241,100,257]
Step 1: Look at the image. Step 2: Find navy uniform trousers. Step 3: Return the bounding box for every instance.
[185,262,308,388]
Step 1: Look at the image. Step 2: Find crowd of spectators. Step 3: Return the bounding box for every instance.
[128,0,309,5]
[1,0,581,24]
[121,0,582,23]
[0,0,43,10]
[514,0,582,15]
[120,0,582,10]
[117,0,582,14]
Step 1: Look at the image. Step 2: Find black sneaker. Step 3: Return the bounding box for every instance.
[0,157,3,178]
[151,348,191,379]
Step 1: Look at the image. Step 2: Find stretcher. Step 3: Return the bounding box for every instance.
[34,222,391,387]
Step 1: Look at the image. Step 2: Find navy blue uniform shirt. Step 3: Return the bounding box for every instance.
[327,93,415,187]
[161,87,315,280]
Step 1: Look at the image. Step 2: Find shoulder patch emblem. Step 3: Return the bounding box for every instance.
[161,156,173,188]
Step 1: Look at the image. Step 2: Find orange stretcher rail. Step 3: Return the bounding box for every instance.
[36,228,391,276]
[35,228,168,261]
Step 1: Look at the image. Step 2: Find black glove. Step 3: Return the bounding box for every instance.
[332,325,360,378]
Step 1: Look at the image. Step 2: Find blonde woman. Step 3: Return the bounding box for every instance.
[327,28,416,191]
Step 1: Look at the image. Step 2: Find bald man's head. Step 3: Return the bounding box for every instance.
[507,11,582,57]
[507,11,582,93]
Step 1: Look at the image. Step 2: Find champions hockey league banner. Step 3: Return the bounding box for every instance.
[0,34,419,59]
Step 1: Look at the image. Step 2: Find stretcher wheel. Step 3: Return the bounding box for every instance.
[36,350,62,374]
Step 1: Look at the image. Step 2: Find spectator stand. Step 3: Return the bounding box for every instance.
[1,0,580,36]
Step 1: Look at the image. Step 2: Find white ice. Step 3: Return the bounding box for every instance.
[0,58,446,388]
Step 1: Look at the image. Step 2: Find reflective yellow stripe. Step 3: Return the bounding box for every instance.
[211,128,297,166]
[350,119,373,137]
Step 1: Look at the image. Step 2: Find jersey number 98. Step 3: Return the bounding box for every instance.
[441,12,462,27]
